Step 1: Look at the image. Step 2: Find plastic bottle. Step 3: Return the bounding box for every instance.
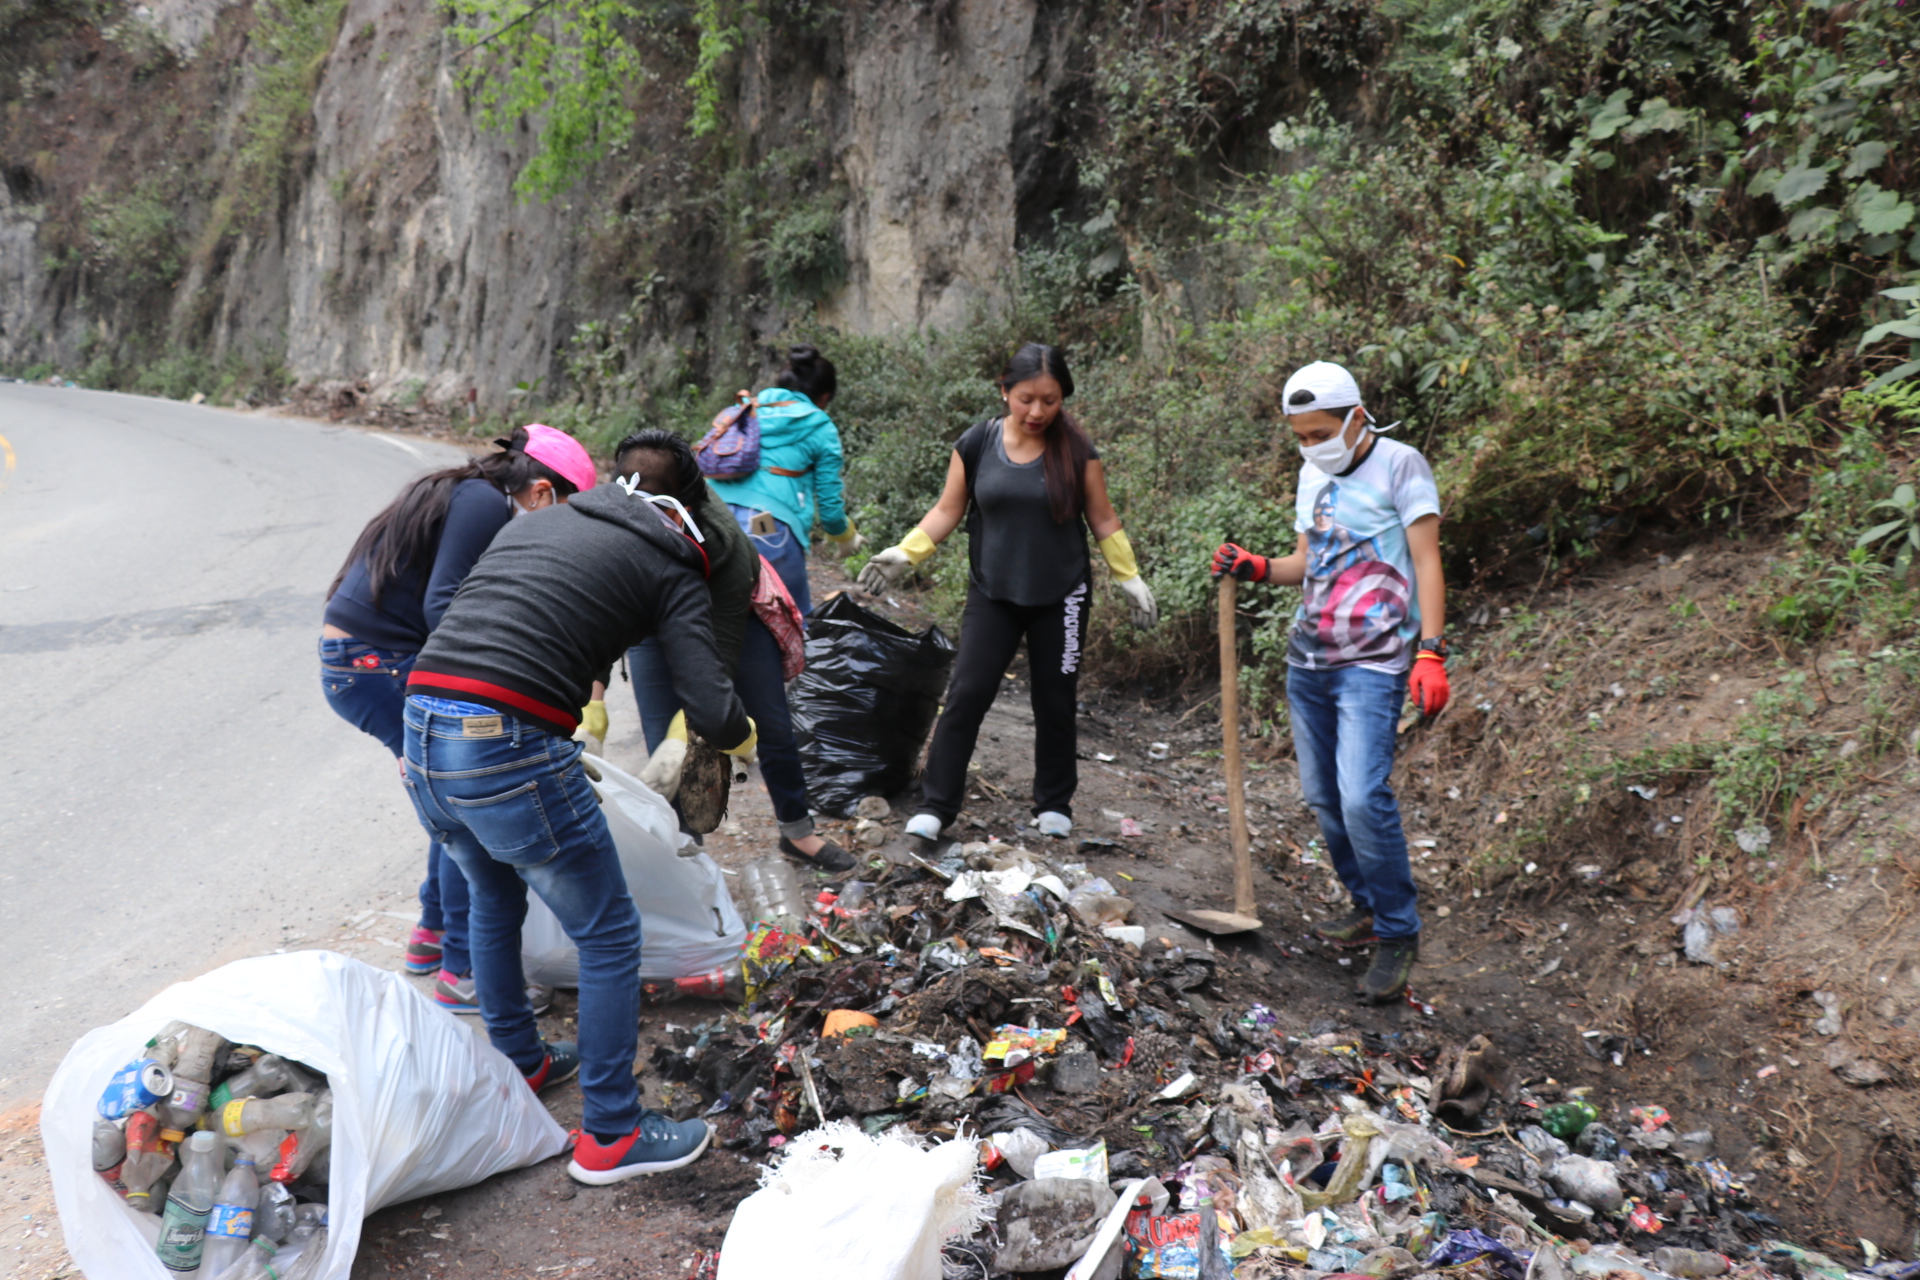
[208,1055,308,1110]
[741,856,807,928]
[93,1118,128,1180]
[233,1128,285,1164]
[227,1225,318,1280]
[1571,1247,1658,1280]
[1653,1249,1730,1278]
[217,1092,315,1137]
[198,1154,261,1279]
[154,1130,223,1273]
[207,1185,292,1280]
[275,1226,328,1280]
[163,1027,229,1130]
[121,1110,178,1213]
[271,1092,332,1183]
[1539,1099,1598,1140]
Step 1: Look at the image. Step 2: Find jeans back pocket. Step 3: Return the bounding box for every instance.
[446,780,561,868]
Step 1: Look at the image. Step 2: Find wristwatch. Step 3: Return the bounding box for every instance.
[1417,636,1450,660]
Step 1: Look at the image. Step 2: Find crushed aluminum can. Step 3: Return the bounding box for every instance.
[97,1060,173,1120]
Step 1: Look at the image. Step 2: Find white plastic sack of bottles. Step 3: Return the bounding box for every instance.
[41,951,568,1279]
[521,752,748,986]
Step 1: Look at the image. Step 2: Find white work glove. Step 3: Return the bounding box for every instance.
[857,547,912,594]
[637,712,689,799]
[1117,576,1158,629]
[832,530,868,559]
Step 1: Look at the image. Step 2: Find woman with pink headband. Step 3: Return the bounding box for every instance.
[320,424,597,1013]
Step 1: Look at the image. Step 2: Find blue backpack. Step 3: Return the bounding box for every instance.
[694,391,796,481]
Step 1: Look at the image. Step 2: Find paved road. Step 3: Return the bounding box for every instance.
[0,385,469,1110]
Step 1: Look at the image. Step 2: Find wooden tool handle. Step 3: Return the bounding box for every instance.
[1219,577,1255,917]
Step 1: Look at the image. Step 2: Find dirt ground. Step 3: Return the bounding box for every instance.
[11,539,1918,1280]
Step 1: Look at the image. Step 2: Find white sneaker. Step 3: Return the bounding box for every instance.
[904,813,942,841]
[1036,811,1072,838]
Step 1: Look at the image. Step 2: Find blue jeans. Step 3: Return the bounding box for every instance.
[402,697,643,1137]
[319,638,470,975]
[731,505,811,621]
[1286,663,1421,940]
[629,616,814,839]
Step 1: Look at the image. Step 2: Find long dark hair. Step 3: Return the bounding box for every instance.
[774,343,837,403]
[999,342,1091,524]
[326,426,576,604]
[613,429,707,510]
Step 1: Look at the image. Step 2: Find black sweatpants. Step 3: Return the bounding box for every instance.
[919,580,1089,825]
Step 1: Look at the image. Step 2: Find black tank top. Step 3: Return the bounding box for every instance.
[961,420,1095,607]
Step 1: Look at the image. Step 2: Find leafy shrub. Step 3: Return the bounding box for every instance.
[761,196,846,302]
[84,177,183,288]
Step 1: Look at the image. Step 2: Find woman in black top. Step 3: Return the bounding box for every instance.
[859,344,1158,841]
[321,425,594,1006]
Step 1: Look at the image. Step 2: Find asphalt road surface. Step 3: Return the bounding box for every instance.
[0,385,469,1111]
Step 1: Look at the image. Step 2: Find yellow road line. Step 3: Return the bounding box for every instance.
[0,433,13,494]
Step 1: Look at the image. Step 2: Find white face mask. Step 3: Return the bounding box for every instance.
[616,474,705,543]
[1297,406,1367,474]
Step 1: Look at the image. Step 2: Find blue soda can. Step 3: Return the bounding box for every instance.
[97,1059,174,1120]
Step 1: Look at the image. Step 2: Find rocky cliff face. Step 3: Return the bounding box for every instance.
[0,0,1087,409]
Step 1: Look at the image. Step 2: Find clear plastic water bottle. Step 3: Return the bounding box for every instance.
[226,1224,319,1280]
[216,1092,315,1137]
[163,1027,228,1130]
[92,1118,127,1182]
[154,1130,222,1273]
[270,1092,332,1183]
[208,1055,308,1110]
[121,1110,177,1213]
[198,1153,261,1279]
[278,1226,330,1280]
[742,856,807,927]
[1652,1249,1730,1277]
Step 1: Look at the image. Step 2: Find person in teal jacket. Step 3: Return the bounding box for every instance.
[707,343,862,617]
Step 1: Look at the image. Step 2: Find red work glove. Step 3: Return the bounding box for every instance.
[1211,543,1269,582]
[1409,651,1450,717]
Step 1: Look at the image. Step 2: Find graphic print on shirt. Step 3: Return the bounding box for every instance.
[1296,482,1412,667]
[1286,437,1440,673]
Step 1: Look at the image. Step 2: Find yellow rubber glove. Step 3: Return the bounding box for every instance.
[578,700,609,742]
[1097,529,1141,581]
[826,522,867,559]
[723,717,759,761]
[856,527,937,593]
[900,527,937,564]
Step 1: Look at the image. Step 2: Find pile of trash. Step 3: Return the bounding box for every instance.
[657,837,1916,1280]
[95,1021,332,1277]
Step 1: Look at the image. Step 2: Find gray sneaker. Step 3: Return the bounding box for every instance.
[433,971,553,1016]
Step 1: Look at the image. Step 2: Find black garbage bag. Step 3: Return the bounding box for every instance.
[790,592,955,816]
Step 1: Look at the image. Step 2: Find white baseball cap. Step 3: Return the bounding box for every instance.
[1282,361,1362,416]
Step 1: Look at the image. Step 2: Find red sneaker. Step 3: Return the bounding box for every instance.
[568,1112,712,1185]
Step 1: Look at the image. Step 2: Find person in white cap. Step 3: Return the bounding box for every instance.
[1209,360,1449,1004]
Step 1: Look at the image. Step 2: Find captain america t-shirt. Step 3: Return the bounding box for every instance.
[1285,436,1441,673]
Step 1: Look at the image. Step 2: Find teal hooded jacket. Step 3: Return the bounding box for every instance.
[708,388,851,538]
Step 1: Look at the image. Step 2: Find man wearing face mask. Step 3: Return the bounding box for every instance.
[1210,361,1449,1005]
[403,461,755,1184]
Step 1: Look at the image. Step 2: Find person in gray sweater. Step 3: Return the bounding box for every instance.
[405,476,754,1185]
